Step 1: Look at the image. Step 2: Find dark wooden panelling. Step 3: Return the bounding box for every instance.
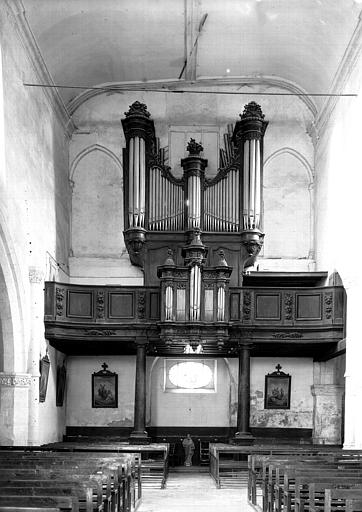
[65,425,313,443]
[334,288,344,323]
[230,292,240,320]
[149,292,160,319]
[255,293,281,320]
[109,293,134,318]
[67,291,93,318]
[296,294,321,320]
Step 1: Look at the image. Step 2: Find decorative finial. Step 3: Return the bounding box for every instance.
[275,363,282,372]
[124,101,150,118]
[239,101,265,120]
[187,138,203,155]
[164,248,175,266]
[101,362,109,372]
[217,249,228,266]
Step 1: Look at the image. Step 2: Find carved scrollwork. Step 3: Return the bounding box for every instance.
[84,329,116,336]
[324,293,333,319]
[96,291,105,319]
[56,287,65,316]
[204,282,214,290]
[176,282,187,289]
[284,293,293,320]
[138,291,146,319]
[272,332,303,339]
[243,291,252,320]
[242,239,263,258]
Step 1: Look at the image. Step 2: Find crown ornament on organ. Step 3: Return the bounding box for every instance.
[186,138,204,155]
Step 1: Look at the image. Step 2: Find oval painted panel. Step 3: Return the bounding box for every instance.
[168,362,212,389]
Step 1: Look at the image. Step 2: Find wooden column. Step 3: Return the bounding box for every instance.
[234,343,254,445]
[130,339,150,444]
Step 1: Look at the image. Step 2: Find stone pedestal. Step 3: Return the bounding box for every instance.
[0,372,32,445]
[312,384,344,445]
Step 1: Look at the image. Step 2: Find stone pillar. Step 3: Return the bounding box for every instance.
[130,339,150,444]
[312,384,344,445]
[234,343,254,445]
[27,266,44,445]
[0,372,32,445]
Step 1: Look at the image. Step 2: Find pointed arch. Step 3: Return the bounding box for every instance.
[263,147,314,260]
[70,144,124,258]
[264,147,314,184]
[70,144,123,182]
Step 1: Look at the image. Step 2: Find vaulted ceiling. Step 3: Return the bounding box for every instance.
[22,0,362,112]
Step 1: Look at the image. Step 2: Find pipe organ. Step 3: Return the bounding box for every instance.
[122,101,268,268]
[148,166,184,231]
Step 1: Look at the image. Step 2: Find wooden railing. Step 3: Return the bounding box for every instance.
[44,282,344,329]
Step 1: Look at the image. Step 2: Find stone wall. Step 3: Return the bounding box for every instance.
[0,3,70,444]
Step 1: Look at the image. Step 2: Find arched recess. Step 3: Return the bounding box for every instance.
[70,145,124,258]
[148,357,231,428]
[263,148,314,259]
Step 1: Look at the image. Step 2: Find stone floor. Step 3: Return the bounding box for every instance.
[138,472,255,512]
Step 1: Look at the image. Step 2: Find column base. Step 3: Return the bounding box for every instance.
[231,431,255,445]
[129,431,151,445]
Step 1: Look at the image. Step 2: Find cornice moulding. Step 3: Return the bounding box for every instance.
[67,76,317,118]
[5,0,75,137]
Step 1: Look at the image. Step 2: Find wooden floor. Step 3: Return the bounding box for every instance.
[138,472,254,512]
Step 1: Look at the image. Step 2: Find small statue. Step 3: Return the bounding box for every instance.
[182,433,195,466]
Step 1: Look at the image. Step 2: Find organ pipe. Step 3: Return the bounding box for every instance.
[165,285,173,320]
[148,166,184,231]
[122,101,156,267]
[233,101,268,232]
[181,139,207,232]
[190,264,201,321]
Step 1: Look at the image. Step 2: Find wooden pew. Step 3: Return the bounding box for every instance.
[0,469,111,512]
[307,482,362,512]
[0,508,61,512]
[0,484,102,512]
[0,497,77,512]
[260,456,362,512]
[281,469,362,512]
[0,453,135,512]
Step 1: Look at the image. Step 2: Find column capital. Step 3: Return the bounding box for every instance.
[237,341,254,351]
[29,266,44,284]
[134,337,149,348]
[0,372,32,387]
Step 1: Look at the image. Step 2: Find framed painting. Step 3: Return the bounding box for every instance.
[264,364,291,409]
[39,353,50,403]
[92,362,118,408]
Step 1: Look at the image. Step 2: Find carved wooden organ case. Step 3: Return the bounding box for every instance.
[122,100,268,346]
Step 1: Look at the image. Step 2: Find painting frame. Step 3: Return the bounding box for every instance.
[264,365,291,410]
[39,353,50,403]
[92,363,118,408]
